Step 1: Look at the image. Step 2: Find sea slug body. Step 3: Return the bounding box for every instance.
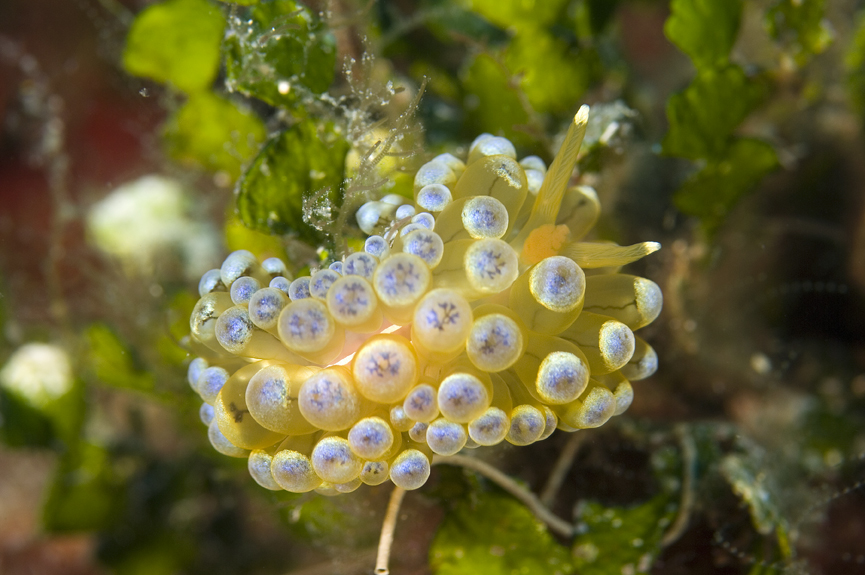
[187,106,663,494]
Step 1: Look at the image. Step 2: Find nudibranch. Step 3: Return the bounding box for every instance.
[187,106,662,495]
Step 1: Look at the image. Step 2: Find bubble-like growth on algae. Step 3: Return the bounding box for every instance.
[187,106,663,493]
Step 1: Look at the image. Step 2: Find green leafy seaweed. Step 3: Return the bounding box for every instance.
[720,454,785,536]
[0,387,56,447]
[224,0,336,108]
[86,324,157,394]
[663,0,777,235]
[123,0,225,93]
[766,0,833,66]
[430,488,574,575]
[468,0,569,30]
[159,291,200,367]
[224,211,289,260]
[285,496,374,547]
[664,0,742,69]
[718,439,795,561]
[461,53,534,148]
[673,138,778,234]
[505,26,596,114]
[0,380,86,449]
[235,121,349,243]
[163,92,267,180]
[663,65,767,161]
[43,443,126,532]
[572,446,682,575]
[421,2,508,48]
[845,12,865,117]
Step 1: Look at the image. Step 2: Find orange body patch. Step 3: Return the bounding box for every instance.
[521,224,570,265]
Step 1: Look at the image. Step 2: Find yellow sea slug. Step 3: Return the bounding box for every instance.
[186,106,663,494]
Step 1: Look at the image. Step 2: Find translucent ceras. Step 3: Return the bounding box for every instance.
[186,106,662,494]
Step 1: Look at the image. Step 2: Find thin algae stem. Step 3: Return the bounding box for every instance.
[540,431,586,507]
[660,424,697,547]
[432,454,574,538]
[375,485,407,575]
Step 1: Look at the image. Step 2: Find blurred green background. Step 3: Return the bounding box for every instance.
[1,0,865,574]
